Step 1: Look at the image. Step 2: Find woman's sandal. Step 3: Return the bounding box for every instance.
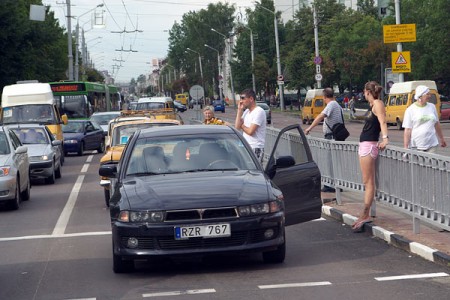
[352,219,372,233]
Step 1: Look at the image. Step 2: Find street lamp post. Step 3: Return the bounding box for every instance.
[239,25,256,93]
[211,28,236,108]
[204,44,223,102]
[186,48,204,88]
[75,4,104,81]
[259,5,285,111]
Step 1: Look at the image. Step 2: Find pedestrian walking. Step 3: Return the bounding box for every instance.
[402,85,447,152]
[235,89,266,164]
[352,81,389,232]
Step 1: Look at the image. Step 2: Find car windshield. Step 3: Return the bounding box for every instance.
[125,133,258,176]
[62,122,84,133]
[90,113,119,125]
[12,128,49,144]
[0,132,11,155]
[2,105,56,124]
[136,102,165,110]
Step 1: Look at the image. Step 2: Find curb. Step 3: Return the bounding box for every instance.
[322,205,450,268]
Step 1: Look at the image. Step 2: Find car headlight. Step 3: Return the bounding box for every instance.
[65,139,78,144]
[30,155,49,162]
[0,166,11,177]
[118,210,164,223]
[238,201,282,217]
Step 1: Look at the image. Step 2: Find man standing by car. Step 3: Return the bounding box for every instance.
[235,89,266,164]
[304,87,344,192]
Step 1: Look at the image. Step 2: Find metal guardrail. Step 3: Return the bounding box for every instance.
[265,127,450,234]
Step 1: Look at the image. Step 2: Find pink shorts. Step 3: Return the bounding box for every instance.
[358,141,379,159]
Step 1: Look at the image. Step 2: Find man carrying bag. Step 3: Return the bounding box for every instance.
[304,87,349,192]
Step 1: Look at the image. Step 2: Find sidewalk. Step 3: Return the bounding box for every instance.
[321,190,450,268]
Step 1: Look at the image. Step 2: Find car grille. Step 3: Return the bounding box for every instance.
[120,227,279,250]
[165,207,238,222]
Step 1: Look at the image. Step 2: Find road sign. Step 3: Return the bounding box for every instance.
[277,74,284,81]
[316,65,321,74]
[277,80,284,85]
[314,56,322,65]
[391,51,411,73]
[315,74,323,81]
[383,24,416,44]
[189,85,204,101]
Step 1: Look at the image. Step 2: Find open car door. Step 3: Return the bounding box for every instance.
[265,124,322,226]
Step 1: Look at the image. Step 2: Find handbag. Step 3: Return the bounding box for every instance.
[326,109,349,141]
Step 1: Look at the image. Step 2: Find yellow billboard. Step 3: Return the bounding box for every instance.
[391,51,411,73]
[383,24,416,43]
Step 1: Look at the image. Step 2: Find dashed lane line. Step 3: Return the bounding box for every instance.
[375,272,449,281]
[142,289,216,298]
[258,281,332,289]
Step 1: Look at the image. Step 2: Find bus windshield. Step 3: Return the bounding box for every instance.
[2,104,56,124]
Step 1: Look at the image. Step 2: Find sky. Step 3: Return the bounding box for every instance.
[44,0,261,84]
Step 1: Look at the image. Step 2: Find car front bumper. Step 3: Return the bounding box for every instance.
[112,212,285,258]
[30,161,53,179]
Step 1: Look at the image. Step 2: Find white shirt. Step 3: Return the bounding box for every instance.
[402,102,439,150]
[242,106,266,148]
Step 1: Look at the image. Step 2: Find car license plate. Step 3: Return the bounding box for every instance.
[174,223,230,240]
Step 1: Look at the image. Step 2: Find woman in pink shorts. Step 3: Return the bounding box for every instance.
[353,81,389,232]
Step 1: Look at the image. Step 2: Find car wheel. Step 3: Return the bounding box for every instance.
[60,149,65,166]
[55,162,62,179]
[396,119,403,130]
[97,140,105,154]
[45,162,56,184]
[77,142,84,156]
[104,188,110,207]
[113,245,134,273]
[21,177,31,201]
[222,109,225,113]
[262,239,286,264]
[10,177,21,210]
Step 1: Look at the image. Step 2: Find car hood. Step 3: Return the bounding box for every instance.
[63,133,83,140]
[0,155,12,166]
[100,145,124,164]
[121,170,272,210]
[25,144,51,157]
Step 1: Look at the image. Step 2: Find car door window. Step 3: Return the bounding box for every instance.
[9,131,21,150]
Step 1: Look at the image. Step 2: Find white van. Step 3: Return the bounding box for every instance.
[136,97,174,111]
[385,80,441,129]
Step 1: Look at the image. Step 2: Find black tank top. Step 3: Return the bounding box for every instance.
[360,106,381,142]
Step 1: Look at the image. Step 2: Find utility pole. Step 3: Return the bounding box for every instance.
[313,2,321,88]
[394,0,404,82]
[66,0,74,80]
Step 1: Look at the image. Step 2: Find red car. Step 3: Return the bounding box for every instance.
[441,102,450,121]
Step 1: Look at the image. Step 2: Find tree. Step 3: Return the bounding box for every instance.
[0,0,68,88]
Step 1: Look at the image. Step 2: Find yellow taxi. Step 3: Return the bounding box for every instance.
[100,116,182,206]
[301,89,325,125]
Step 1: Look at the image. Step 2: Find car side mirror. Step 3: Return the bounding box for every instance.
[99,164,117,178]
[52,140,62,146]
[275,156,295,168]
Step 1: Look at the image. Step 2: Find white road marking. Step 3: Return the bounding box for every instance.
[143,289,216,297]
[258,281,332,289]
[64,298,96,300]
[81,164,89,173]
[312,217,326,221]
[0,231,111,242]
[375,272,449,281]
[52,175,85,235]
[86,155,94,163]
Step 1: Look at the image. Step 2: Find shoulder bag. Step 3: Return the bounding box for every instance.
[326,109,349,141]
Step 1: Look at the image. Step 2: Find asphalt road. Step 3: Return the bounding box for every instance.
[184,106,450,156]
[0,145,449,299]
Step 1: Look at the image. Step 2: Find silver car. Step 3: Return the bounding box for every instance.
[9,125,62,184]
[0,127,30,210]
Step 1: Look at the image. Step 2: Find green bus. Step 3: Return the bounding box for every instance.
[49,81,121,118]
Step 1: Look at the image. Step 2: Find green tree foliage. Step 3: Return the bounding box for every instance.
[0,0,68,89]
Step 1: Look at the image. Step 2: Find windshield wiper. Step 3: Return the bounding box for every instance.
[127,172,163,176]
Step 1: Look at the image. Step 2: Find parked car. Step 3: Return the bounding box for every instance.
[173,101,187,112]
[0,126,30,209]
[9,124,62,184]
[99,124,321,273]
[90,111,121,134]
[440,102,450,121]
[257,102,272,124]
[62,120,105,156]
[212,99,226,113]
